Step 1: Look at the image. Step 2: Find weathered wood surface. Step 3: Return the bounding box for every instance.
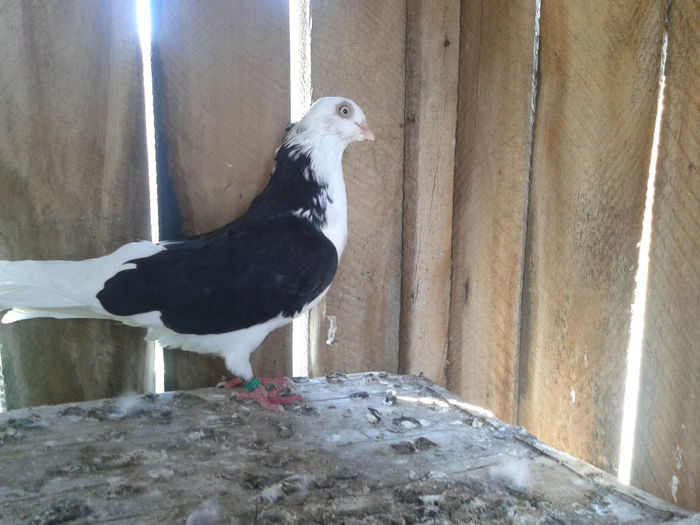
[307,0,406,376]
[447,0,536,423]
[0,0,151,409]
[150,0,292,389]
[632,0,699,511]
[399,0,459,387]
[518,1,666,474]
[0,373,695,523]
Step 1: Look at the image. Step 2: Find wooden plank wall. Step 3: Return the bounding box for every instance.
[518,0,665,475]
[449,0,696,511]
[150,0,291,389]
[448,0,535,423]
[0,0,150,408]
[633,0,698,510]
[307,0,406,376]
[400,0,460,387]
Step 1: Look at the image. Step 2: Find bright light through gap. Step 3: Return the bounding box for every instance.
[290,0,312,378]
[618,32,668,485]
[137,0,164,394]
[0,345,5,413]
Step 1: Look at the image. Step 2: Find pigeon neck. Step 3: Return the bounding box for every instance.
[266,132,349,259]
[306,136,348,260]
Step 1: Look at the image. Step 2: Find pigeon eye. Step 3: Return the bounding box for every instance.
[337,103,353,119]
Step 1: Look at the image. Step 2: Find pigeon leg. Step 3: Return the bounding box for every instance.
[217,376,303,411]
[236,385,304,412]
[217,376,292,389]
[217,377,244,389]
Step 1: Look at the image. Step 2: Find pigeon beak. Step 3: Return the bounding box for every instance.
[358,122,375,141]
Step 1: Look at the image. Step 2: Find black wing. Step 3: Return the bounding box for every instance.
[97,215,338,335]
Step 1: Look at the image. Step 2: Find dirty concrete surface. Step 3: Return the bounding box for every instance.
[0,372,697,524]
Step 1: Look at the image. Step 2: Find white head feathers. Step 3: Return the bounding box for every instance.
[285,97,374,148]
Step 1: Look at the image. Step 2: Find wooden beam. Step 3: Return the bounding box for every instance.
[0,0,150,408]
[150,0,292,389]
[447,0,536,422]
[632,0,699,511]
[308,0,406,376]
[399,0,460,387]
[518,1,666,474]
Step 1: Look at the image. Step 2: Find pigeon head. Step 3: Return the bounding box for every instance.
[291,97,375,147]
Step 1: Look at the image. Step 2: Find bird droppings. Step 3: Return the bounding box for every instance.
[325,314,339,346]
[79,445,144,471]
[384,389,398,405]
[147,467,175,480]
[273,420,294,439]
[4,413,48,431]
[106,483,148,500]
[366,407,382,423]
[349,390,369,399]
[0,373,694,523]
[259,474,318,506]
[391,441,420,455]
[164,391,208,409]
[414,436,438,450]
[391,437,437,455]
[58,405,87,417]
[670,475,679,503]
[37,497,92,524]
[325,372,347,383]
[291,403,318,416]
[328,468,360,481]
[249,438,269,450]
[242,472,285,491]
[0,427,23,445]
[393,416,422,430]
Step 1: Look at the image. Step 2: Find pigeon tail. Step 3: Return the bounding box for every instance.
[0,241,164,324]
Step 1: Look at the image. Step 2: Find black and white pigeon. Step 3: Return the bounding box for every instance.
[0,96,374,411]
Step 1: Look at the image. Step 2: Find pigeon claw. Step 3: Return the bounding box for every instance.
[217,377,244,389]
[217,376,293,389]
[236,385,304,412]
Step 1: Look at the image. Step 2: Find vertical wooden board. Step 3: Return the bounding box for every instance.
[632,0,699,511]
[151,0,291,389]
[399,0,460,387]
[308,0,405,375]
[447,0,535,422]
[518,2,665,473]
[0,0,151,409]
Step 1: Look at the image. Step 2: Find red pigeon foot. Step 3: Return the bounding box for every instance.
[236,385,304,412]
[217,376,293,389]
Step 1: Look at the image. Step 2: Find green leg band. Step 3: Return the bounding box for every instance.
[244,377,260,392]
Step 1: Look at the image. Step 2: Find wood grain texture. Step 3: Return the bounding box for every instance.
[0,0,151,409]
[447,0,536,422]
[632,0,699,511]
[151,0,291,389]
[518,1,666,474]
[1,375,693,522]
[399,0,459,387]
[308,0,406,376]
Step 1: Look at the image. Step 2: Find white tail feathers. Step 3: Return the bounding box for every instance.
[1,306,113,323]
[0,241,165,324]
